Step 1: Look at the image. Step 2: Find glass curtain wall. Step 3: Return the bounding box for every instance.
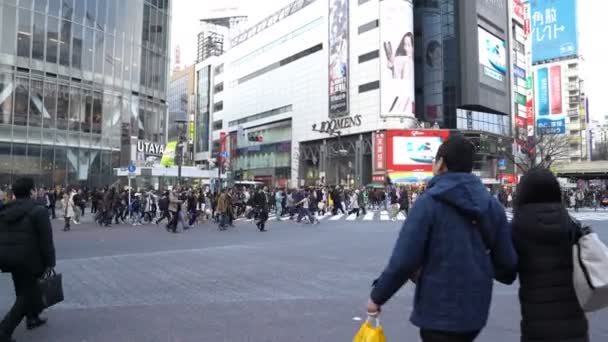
[0,0,171,188]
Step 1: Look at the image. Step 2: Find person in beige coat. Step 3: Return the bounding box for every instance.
[62,192,75,231]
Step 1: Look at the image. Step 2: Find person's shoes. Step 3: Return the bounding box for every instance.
[26,316,47,330]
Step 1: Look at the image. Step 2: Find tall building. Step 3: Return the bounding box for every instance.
[530,0,587,161]
[194,0,516,188]
[0,0,172,188]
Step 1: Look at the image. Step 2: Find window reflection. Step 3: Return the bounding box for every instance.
[17,9,32,58]
[72,24,83,69]
[46,17,59,64]
[32,13,45,60]
[14,78,28,126]
[60,20,72,66]
[1,5,17,56]
[29,79,43,127]
[56,84,69,130]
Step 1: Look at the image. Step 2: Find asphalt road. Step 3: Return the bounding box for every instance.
[1,212,608,342]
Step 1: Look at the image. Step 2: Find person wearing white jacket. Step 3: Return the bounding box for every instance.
[62,191,75,231]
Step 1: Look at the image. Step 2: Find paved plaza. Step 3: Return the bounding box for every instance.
[1,214,608,341]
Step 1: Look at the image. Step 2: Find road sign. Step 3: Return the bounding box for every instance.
[498,159,506,170]
[222,151,229,159]
[128,164,136,173]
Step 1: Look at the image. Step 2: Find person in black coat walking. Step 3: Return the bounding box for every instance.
[511,168,588,342]
[0,177,56,342]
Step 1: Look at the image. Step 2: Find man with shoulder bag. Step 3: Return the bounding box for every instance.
[366,135,517,342]
[0,177,57,342]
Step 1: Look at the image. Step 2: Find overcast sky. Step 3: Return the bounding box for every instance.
[170,0,607,123]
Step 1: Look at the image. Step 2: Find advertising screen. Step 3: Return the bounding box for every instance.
[328,0,349,118]
[478,26,507,82]
[386,130,450,172]
[530,0,578,63]
[535,63,565,134]
[380,0,415,118]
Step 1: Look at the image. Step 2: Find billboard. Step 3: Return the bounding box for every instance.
[535,64,565,134]
[530,0,578,63]
[328,0,349,118]
[419,5,444,125]
[386,129,450,183]
[478,26,507,83]
[380,0,415,118]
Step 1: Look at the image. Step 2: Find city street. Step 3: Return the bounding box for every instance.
[1,212,608,341]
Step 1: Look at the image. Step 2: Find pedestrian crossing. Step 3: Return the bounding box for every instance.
[505,211,608,222]
[234,210,408,223]
[232,210,608,224]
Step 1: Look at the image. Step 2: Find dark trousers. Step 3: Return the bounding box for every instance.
[167,211,179,231]
[420,329,480,342]
[156,210,171,224]
[91,202,97,214]
[48,205,56,219]
[0,272,42,339]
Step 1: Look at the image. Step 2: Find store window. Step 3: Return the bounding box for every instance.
[17,8,32,58]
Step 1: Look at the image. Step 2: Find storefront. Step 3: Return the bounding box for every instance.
[229,119,292,187]
[299,133,373,187]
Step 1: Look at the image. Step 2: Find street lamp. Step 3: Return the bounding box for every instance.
[174,112,188,186]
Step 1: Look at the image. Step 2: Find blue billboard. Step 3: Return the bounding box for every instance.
[531,0,578,63]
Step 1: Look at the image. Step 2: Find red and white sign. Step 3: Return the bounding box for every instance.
[499,173,518,185]
[386,130,450,172]
[372,174,385,183]
[515,115,526,128]
[550,65,562,114]
[513,0,524,21]
[374,132,386,171]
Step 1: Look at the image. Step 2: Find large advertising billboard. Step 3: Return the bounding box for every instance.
[419,5,444,125]
[386,130,450,183]
[380,0,415,118]
[535,63,565,134]
[478,26,507,83]
[328,0,349,118]
[530,0,578,63]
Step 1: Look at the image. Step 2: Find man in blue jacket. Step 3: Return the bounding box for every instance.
[367,134,517,342]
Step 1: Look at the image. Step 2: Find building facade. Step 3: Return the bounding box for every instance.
[0,0,171,188]
[194,0,515,188]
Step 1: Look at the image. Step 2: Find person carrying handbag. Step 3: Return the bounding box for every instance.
[511,168,589,342]
[366,135,517,342]
[0,177,57,342]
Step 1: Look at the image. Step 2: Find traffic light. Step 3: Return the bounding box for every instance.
[248,133,263,142]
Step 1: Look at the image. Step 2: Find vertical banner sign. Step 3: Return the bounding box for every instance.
[535,64,565,134]
[328,0,349,118]
[219,131,227,161]
[380,0,415,118]
[420,5,443,125]
[550,65,562,114]
[374,132,386,170]
[530,0,578,63]
[513,0,524,21]
[537,67,549,116]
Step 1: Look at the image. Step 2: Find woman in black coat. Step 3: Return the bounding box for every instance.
[511,168,588,342]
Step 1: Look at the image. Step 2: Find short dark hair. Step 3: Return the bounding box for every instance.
[12,177,35,199]
[435,134,475,173]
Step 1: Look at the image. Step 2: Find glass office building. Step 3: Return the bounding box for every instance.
[0,0,171,188]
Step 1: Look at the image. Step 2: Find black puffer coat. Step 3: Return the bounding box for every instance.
[0,198,56,275]
[512,202,588,342]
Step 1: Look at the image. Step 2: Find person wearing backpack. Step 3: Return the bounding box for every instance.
[366,134,517,342]
[0,177,56,342]
[511,168,588,342]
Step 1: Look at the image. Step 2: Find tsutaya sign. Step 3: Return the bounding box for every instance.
[137,140,164,156]
[312,115,362,134]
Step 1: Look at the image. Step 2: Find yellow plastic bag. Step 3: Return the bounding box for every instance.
[353,317,386,342]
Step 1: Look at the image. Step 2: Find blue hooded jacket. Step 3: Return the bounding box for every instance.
[370,172,517,333]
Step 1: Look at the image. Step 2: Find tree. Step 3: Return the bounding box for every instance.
[507,134,570,173]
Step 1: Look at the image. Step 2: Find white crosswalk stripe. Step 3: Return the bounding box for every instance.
[329,214,344,221]
[345,213,358,221]
[397,212,406,221]
[380,211,390,221]
[363,212,374,221]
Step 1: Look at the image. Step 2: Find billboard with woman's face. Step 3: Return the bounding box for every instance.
[380,0,415,118]
[328,0,349,118]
